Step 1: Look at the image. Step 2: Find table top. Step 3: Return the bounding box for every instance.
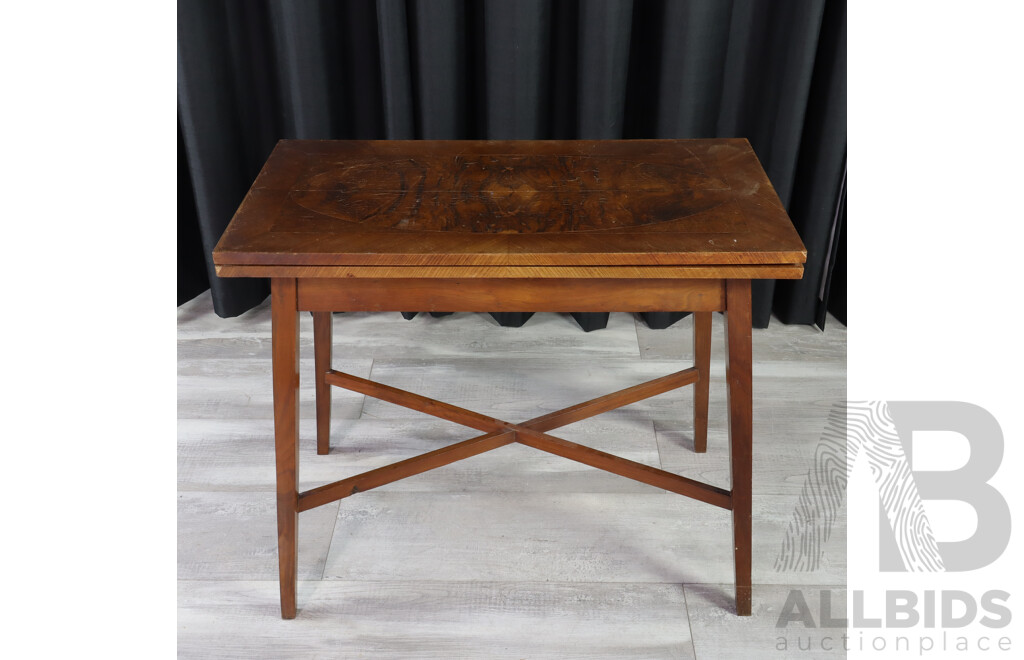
[213,139,806,279]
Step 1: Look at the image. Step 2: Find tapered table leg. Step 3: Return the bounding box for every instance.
[724,280,752,616]
[313,312,333,455]
[271,278,300,619]
[692,312,712,453]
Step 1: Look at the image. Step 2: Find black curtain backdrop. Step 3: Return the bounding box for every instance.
[178,0,847,330]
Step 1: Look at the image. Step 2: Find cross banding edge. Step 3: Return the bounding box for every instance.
[296,368,732,513]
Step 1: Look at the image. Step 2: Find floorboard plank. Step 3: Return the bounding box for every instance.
[684,583,847,659]
[177,491,339,580]
[178,417,664,494]
[321,492,844,586]
[178,580,696,660]
[178,290,847,657]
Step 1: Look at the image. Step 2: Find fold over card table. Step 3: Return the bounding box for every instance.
[213,139,806,618]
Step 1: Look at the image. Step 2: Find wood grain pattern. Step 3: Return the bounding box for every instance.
[179,580,696,660]
[212,139,806,270]
[215,263,804,279]
[271,278,300,619]
[282,152,736,233]
[319,491,842,585]
[312,312,332,456]
[725,280,753,616]
[685,584,847,659]
[515,428,731,509]
[305,366,711,511]
[693,312,712,453]
[297,277,726,312]
[300,367,698,508]
[177,492,340,581]
[359,358,705,424]
[524,368,700,431]
[297,431,518,512]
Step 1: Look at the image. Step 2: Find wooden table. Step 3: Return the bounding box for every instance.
[213,139,806,619]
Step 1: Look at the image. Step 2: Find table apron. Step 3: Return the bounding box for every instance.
[296,277,726,313]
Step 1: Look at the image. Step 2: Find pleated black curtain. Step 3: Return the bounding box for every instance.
[179,0,846,330]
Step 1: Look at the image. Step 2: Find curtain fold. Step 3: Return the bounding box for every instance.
[715,0,828,327]
[178,0,269,316]
[482,0,552,139]
[178,0,847,328]
[774,0,847,327]
[178,117,208,305]
[408,0,469,138]
[480,0,554,328]
[654,0,733,138]
[376,0,415,138]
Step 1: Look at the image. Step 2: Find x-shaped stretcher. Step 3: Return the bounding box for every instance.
[298,365,730,512]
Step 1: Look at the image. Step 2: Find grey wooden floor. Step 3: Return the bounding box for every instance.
[178,292,847,659]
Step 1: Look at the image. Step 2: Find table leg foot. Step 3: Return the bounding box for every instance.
[735,585,752,616]
[725,280,752,616]
[277,502,298,619]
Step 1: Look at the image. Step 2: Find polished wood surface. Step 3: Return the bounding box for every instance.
[270,278,300,619]
[724,280,753,616]
[319,367,729,509]
[312,312,332,456]
[296,277,725,313]
[212,139,806,274]
[693,312,712,453]
[514,428,731,509]
[297,431,518,512]
[300,367,702,512]
[214,263,803,279]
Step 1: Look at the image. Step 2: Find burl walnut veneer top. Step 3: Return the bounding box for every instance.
[213,139,806,278]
